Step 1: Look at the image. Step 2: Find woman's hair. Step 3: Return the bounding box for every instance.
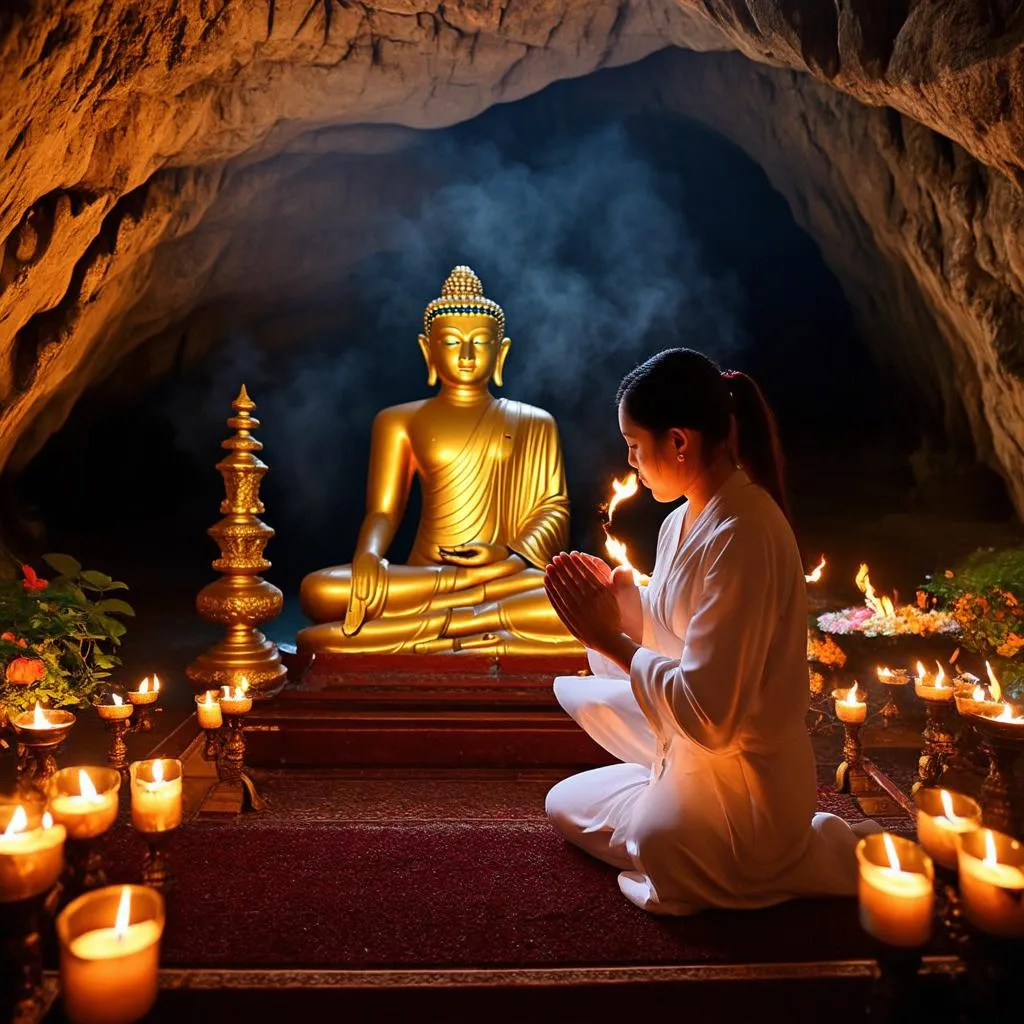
[616,348,788,516]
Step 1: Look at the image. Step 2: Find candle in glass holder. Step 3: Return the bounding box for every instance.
[129,759,182,834]
[220,677,252,715]
[48,768,121,840]
[957,828,1024,938]
[57,884,164,1024]
[0,802,66,901]
[127,675,160,707]
[195,690,223,730]
[914,660,953,701]
[856,832,934,947]
[913,787,981,870]
[834,682,867,723]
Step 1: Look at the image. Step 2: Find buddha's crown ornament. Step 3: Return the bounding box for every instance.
[423,265,505,338]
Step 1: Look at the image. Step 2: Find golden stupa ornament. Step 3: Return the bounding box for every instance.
[186,386,287,697]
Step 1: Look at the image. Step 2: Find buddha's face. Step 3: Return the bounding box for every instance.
[419,313,510,389]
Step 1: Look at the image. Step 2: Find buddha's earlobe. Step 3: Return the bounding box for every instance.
[417,334,438,387]
[494,337,511,388]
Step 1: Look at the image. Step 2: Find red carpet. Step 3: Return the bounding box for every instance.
[97,794,923,969]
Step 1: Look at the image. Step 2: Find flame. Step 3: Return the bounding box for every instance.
[221,685,230,698]
[42,812,53,829]
[203,691,216,707]
[805,555,826,584]
[939,789,956,820]
[934,661,947,689]
[115,887,131,940]
[882,833,901,872]
[985,661,1002,703]
[3,805,27,837]
[138,676,150,693]
[152,760,164,784]
[973,685,987,702]
[111,693,123,706]
[984,830,999,867]
[994,703,1024,723]
[840,682,863,706]
[152,675,160,693]
[877,666,894,681]
[604,536,647,587]
[78,769,101,802]
[32,702,47,727]
[239,676,249,694]
[916,661,927,682]
[855,563,896,618]
[607,472,639,521]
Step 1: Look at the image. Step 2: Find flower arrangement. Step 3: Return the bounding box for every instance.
[807,630,847,669]
[0,554,133,720]
[816,604,959,639]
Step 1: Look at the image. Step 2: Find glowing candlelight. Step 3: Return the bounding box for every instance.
[914,660,953,701]
[856,833,934,946]
[603,473,649,586]
[195,690,223,730]
[607,472,638,520]
[804,555,826,584]
[985,661,1003,703]
[856,563,895,618]
[956,828,1024,937]
[220,676,253,715]
[129,759,182,834]
[834,681,867,723]
[604,536,650,587]
[58,884,164,1024]
[913,787,981,869]
[0,801,66,901]
[47,767,121,841]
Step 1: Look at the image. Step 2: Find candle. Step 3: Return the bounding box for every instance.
[833,682,867,724]
[129,759,182,834]
[0,802,66,901]
[12,701,76,733]
[48,767,121,840]
[127,675,160,706]
[913,787,981,870]
[856,833,934,947]
[195,690,223,730]
[957,828,1024,938]
[914,660,953,702]
[220,676,252,715]
[94,693,133,722]
[57,884,164,1024]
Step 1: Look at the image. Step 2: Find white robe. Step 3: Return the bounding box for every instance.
[546,469,868,915]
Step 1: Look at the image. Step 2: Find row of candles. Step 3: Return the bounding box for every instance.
[0,758,182,1023]
[859,788,1024,944]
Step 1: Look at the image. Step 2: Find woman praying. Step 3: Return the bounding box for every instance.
[544,348,870,916]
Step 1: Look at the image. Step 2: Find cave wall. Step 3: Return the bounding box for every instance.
[3,1,1024,512]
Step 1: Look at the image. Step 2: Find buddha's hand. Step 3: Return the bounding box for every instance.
[344,551,385,635]
[438,541,509,567]
[544,551,623,654]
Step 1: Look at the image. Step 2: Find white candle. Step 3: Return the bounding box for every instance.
[914,660,953,702]
[956,829,1024,938]
[48,767,121,841]
[0,804,66,901]
[856,833,934,947]
[58,884,164,1024]
[833,682,867,724]
[129,759,182,834]
[195,690,223,730]
[220,677,252,715]
[913,788,981,870]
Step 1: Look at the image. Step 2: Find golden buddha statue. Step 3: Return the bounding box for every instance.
[297,266,582,656]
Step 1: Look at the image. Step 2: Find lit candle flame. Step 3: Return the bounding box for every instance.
[203,691,215,707]
[882,832,901,872]
[115,886,131,941]
[42,812,53,829]
[994,703,1024,723]
[985,661,1002,703]
[152,760,165,784]
[111,693,123,706]
[32,702,47,728]
[934,661,946,688]
[239,676,249,694]
[152,675,160,692]
[916,661,927,682]
[877,666,894,681]
[984,830,998,867]
[78,769,101,802]
[840,682,863,706]
[3,805,27,837]
[804,555,826,584]
[856,563,896,618]
[607,472,639,521]
[604,536,647,587]
[138,676,150,693]
[973,685,986,702]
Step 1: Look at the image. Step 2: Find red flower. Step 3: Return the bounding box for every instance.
[1,632,15,642]
[5,656,46,684]
[20,564,47,591]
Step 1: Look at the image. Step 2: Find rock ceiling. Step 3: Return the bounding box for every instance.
[2,2,1024,510]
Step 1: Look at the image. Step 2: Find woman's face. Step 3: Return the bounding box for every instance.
[618,404,697,503]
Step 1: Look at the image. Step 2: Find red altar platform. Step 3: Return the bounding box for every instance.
[242,650,614,769]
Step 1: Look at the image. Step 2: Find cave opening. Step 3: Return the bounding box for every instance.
[10,75,970,632]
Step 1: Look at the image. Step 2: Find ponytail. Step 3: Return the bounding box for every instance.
[721,370,789,519]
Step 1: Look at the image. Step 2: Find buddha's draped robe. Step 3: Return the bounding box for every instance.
[408,398,569,570]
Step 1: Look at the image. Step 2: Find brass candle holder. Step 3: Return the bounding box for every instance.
[130,759,183,895]
[214,686,266,813]
[195,691,224,762]
[94,697,133,781]
[913,674,957,794]
[875,667,910,727]
[186,386,287,698]
[140,829,177,894]
[833,686,868,793]
[10,706,76,791]
[968,711,1024,836]
[126,676,160,734]
[46,767,120,897]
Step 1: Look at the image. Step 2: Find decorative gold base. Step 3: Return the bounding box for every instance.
[186,617,287,698]
[105,719,130,782]
[835,721,865,793]
[914,700,957,795]
[139,829,177,894]
[210,713,268,815]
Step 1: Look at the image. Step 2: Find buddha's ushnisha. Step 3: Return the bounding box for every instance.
[298,265,580,654]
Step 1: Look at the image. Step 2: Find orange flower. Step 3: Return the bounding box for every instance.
[5,656,46,685]
[1,632,15,642]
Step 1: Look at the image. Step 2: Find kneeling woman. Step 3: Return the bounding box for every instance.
[544,348,868,916]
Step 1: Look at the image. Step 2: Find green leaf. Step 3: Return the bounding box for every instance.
[42,553,82,577]
[94,599,135,617]
[79,570,113,589]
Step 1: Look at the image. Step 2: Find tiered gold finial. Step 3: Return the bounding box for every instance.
[186,386,287,698]
[423,265,505,338]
